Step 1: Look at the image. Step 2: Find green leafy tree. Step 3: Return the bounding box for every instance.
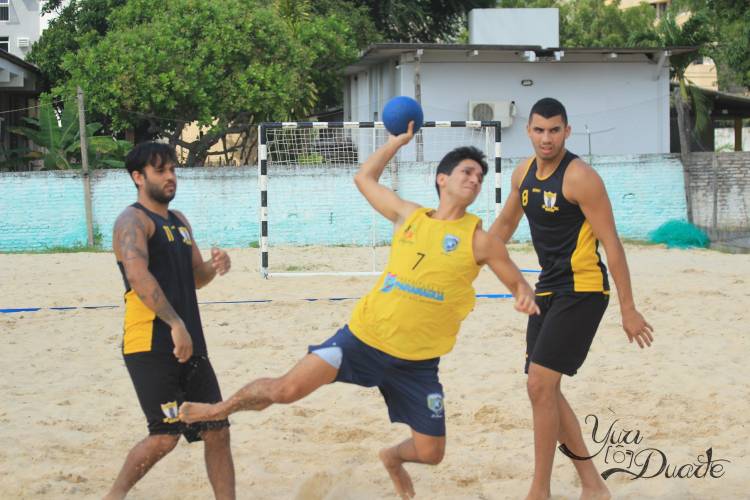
[677,0,750,91]
[52,0,361,166]
[9,95,131,170]
[656,9,714,154]
[498,0,660,47]
[29,1,127,94]
[343,0,496,42]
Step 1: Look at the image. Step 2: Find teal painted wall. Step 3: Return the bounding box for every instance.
[0,154,686,252]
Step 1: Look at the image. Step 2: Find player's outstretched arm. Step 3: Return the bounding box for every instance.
[113,207,193,362]
[565,161,654,348]
[353,121,421,226]
[172,210,231,289]
[488,160,528,243]
[474,229,540,315]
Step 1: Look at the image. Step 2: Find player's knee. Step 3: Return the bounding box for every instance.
[416,441,445,465]
[270,379,302,404]
[149,434,180,456]
[526,375,556,404]
[201,426,230,447]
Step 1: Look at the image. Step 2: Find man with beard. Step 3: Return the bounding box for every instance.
[105,142,235,500]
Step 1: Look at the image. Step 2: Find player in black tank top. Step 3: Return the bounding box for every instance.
[489,98,654,500]
[519,150,609,293]
[117,202,206,355]
[106,143,235,499]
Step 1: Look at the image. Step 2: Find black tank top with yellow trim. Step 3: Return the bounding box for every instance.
[519,151,609,293]
[117,202,206,356]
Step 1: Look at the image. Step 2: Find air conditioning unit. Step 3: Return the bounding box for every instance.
[468,100,517,128]
[17,37,31,48]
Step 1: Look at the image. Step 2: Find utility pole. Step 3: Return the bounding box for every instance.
[77,86,95,246]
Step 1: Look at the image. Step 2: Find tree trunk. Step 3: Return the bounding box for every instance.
[674,86,691,160]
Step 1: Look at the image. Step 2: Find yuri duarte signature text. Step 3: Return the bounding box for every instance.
[558,414,730,480]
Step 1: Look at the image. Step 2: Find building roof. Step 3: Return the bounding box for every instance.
[0,49,41,74]
[345,43,699,75]
[700,86,750,120]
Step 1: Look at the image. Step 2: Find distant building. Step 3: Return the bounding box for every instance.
[344,9,696,156]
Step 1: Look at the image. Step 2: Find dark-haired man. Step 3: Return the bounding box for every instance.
[105,142,235,500]
[179,124,540,499]
[490,98,654,500]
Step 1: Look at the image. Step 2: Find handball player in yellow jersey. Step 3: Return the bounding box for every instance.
[180,123,539,498]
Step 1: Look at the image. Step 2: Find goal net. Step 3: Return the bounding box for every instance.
[258,121,501,277]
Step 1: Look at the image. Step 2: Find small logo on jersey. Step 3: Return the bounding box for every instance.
[442,234,459,253]
[427,393,444,418]
[400,224,416,244]
[178,226,192,245]
[543,191,560,213]
[161,401,180,424]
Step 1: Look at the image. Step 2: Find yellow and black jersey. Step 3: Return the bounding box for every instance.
[519,151,609,293]
[117,202,206,356]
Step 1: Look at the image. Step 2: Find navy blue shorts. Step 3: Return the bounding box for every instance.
[308,325,446,437]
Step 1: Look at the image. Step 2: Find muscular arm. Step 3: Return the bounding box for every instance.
[172,210,230,289]
[488,160,529,243]
[353,122,421,227]
[113,208,192,361]
[564,161,653,347]
[474,229,539,315]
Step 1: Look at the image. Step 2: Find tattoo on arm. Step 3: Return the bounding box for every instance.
[116,209,181,326]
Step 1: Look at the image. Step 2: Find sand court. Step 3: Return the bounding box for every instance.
[1,244,748,499]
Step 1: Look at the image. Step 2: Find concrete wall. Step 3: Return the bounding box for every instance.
[347,58,671,157]
[0,154,688,252]
[683,152,750,240]
[0,0,40,59]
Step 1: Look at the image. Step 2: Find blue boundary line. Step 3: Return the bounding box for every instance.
[1,292,520,314]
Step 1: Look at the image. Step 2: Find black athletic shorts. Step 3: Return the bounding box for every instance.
[525,292,609,376]
[124,352,229,442]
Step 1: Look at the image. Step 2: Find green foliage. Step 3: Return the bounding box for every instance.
[348,0,496,42]
[676,0,750,90]
[0,145,35,171]
[40,0,362,165]
[9,95,131,170]
[498,0,660,47]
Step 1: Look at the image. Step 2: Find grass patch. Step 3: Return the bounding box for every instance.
[2,243,109,254]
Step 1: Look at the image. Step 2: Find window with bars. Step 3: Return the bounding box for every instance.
[0,0,8,22]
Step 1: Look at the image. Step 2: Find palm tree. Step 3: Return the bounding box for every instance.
[657,9,714,157]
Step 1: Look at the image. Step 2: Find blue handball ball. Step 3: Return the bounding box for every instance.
[382,96,423,136]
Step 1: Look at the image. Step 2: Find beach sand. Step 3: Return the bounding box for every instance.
[1,244,748,499]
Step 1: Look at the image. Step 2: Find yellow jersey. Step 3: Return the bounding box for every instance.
[349,207,481,360]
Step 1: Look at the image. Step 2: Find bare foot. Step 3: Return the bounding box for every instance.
[178,401,223,423]
[379,447,415,499]
[580,484,611,500]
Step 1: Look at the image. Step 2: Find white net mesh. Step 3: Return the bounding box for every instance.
[262,123,498,275]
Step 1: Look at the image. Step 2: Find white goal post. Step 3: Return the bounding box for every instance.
[258,120,502,278]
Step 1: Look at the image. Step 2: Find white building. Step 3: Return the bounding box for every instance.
[0,0,41,59]
[343,8,697,157]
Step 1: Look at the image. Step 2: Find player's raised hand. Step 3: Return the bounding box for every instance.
[622,308,653,348]
[210,247,231,275]
[388,121,415,148]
